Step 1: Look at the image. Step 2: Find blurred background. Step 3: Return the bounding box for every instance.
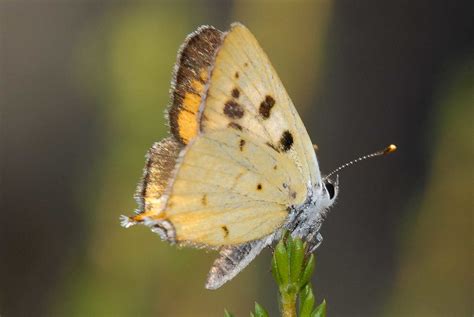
[1,1,472,316]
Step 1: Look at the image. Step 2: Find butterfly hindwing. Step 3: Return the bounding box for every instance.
[135,137,182,213]
[165,130,307,246]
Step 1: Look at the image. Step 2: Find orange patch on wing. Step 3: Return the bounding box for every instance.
[177,111,198,144]
[177,91,203,143]
[183,91,201,112]
[175,70,210,144]
[199,68,209,82]
[131,209,167,222]
[191,79,204,92]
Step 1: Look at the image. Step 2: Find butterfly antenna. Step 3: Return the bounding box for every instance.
[325,144,397,179]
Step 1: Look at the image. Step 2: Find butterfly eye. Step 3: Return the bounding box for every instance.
[324,182,335,200]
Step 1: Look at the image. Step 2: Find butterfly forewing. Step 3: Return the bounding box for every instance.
[201,23,321,187]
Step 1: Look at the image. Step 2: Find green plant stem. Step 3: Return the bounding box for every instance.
[281,292,297,317]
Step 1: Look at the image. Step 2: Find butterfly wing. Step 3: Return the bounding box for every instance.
[200,23,322,187]
[164,129,307,246]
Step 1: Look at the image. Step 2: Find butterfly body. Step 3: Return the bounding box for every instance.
[121,23,338,289]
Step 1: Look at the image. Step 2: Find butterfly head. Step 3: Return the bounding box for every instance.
[316,175,339,212]
[323,175,339,203]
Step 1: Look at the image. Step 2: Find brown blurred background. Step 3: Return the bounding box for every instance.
[1,1,472,316]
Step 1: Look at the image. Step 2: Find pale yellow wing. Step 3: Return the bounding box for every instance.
[200,23,321,187]
[163,129,307,246]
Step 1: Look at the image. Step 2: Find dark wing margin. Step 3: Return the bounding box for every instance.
[134,137,182,214]
[122,27,224,232]
[167,26,224,145]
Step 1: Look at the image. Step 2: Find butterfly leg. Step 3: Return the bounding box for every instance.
[308,233,323,254]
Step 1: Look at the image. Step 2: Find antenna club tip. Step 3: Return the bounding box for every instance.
[384,144,397,155]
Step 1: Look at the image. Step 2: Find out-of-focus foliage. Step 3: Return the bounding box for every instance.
[384,60,473,317]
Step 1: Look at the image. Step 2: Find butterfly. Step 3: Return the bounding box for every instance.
[120,23,396,290]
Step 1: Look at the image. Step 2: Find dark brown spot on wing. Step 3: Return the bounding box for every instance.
[287,184,297,199]
[234,72,239,79]
[201,194,208,206]
[259,95,275,119]
[279,130,294,152]
[239,139,245,151]
[222,225,229,237]
[231,88,240,99]
[273,165,278,170]
[257,183,262,190]
[223,100,244,119]
[228,122,243,131]
[244,62,248,67]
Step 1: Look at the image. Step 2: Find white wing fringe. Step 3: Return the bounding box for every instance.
[120,215,136,228]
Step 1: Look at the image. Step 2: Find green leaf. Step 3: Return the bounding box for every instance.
[275,239,289,285]
[299,284,315,317]
[311,299,327,317]
[285,235,294,286]
[300,254,315,288]
[254,302,269,317]
[290,238,304,283]
[224,309,234,317]
[271,249,282,285]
